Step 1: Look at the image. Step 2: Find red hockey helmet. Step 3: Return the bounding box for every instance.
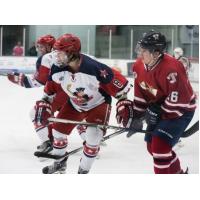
[37,34,56,47]
[53,34,81,54]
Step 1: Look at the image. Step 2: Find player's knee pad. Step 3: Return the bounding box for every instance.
[151,135,172,155]
[52,129,68,155]
[85,127,103,146]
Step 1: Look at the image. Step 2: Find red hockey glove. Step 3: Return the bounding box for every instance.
[116,99,134,128]
[34,100,53,127]
[7,72,25,86]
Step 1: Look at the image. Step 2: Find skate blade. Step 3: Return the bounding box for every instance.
[54,170,66,174]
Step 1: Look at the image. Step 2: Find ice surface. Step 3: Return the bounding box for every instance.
[0,76,199,174]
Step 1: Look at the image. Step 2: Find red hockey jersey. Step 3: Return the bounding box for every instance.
[132,53,196,119]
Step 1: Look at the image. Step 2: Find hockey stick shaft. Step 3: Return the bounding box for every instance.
[48,117,148,134]
[48,117,125,130]
[48,117,199,138]
[181,120,199,138]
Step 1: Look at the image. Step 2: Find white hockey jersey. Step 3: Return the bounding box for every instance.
[45,54,131,112]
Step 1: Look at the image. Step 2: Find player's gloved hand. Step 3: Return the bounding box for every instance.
[126,117,144,138]
[116,99,134,128]
[34,100,52,127]
[7,72,25,86]
[145,104,161,126]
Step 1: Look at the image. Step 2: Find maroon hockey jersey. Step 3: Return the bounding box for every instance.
[132,53,196,119]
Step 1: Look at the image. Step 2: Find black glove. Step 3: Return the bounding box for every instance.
[126,117,144,138]
[145,103,161,127]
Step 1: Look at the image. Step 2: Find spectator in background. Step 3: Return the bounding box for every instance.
[173,47,191,76]
[12,41,23,56]
[28,42,37,56]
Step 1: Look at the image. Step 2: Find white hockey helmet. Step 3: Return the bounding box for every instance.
[173,47,183,59]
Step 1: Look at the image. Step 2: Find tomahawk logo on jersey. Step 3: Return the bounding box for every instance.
[132,53,196,119]
[44,54,131,112]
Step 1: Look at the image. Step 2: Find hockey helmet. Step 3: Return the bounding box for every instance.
[37,34,56,47]
[53,34,81,54]
[173,47,183,59]
[137,30,167,53]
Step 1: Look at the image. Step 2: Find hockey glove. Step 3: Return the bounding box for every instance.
[116,99,134,128]
[7,72,25,86]
[145,103,161,126]
[126,117,144,138]
[34,100,53,127]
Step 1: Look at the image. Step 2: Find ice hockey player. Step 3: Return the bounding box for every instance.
[34,33,132,174]
[173,47,192,76]
[8,34,56,88]
[116,30,196,174]
[7,34,68,154]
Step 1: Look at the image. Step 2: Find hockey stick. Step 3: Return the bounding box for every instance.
[181,121,199,138]
[48,117,147,133]
[34,129,126,160]
[48,117,199,138]
[34,120,199,160]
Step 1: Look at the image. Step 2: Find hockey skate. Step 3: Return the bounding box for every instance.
[36,140,53,161]
[42,156,68,174]
[37,140,53,153]
[78,167,89,174]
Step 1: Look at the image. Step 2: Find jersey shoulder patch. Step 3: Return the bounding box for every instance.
[80,54,113,83]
